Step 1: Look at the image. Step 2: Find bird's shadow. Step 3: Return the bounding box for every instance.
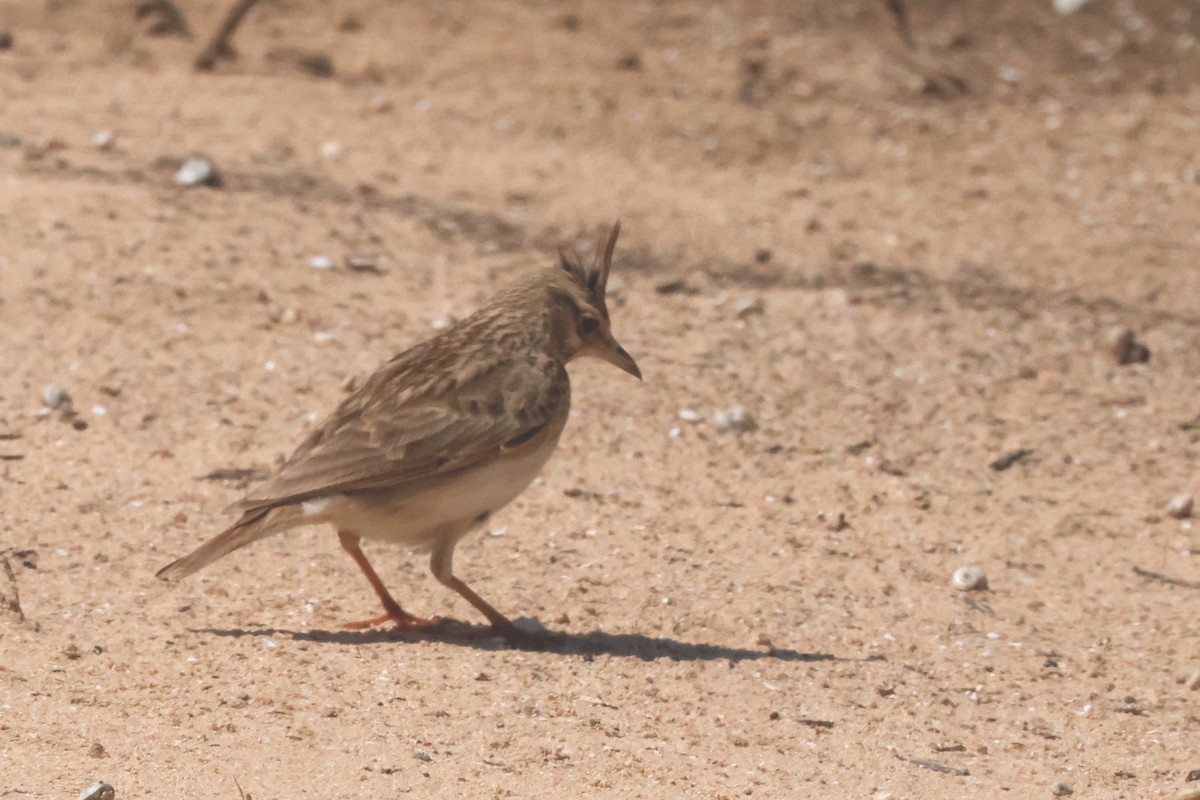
[195,617,876,663]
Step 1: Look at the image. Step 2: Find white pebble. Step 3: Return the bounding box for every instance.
[91,404,107,417]
[430,313,457,330]
[1052,0,1090,14]
[735,296,765,318]
[320,140,345,159]
[43,383,71,409]
[678,408,703,423]
[310,255,334,270]
[91,129,114,150]
[1166,493,1194,519]
[952,565,988,591]
[714,405,757,433]
[174,158,220,187]
[77,782,114,800]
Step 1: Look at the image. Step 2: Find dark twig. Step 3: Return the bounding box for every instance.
[1132,566,1200,590]
[990,448,1032,471]
[899,754,969,776]
[882,0,915,49]
[1,554,25,621]
[195,0,263,71]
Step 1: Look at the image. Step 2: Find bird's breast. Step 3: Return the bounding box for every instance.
[321,421,565,548]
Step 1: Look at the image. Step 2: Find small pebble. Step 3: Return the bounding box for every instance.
[430,313,457,330]
[714,405,757,433]
[952,565,988,591]
[268,304,299,324]
[1051,782,1074,797]
[1166,493,1194,520]
[735,296,765,318]
[43,383,71,409]
[91,129,115,150]
[174,158,221,188]
[367,94,392,113]
[1183,669,1200,691]
[1053,0,1090,14]
[678,409,703,423]
[77,782,114,800]
[310,255,335,270]
[345,255,381,274]
[320,140,345,159]
[1108,327,1150,365]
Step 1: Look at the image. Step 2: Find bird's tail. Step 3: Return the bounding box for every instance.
[156,504,304,581]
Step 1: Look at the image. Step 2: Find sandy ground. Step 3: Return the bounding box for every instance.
[2,1,1199,797]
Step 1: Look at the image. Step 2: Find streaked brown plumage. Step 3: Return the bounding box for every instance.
[157,222,640,642]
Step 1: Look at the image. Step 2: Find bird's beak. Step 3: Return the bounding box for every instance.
[594,337,642,380]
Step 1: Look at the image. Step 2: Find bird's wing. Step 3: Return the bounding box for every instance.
[235,354,568,513]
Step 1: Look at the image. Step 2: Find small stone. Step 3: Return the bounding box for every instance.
[615,51,642,71]
[77,782,114,800]
[310,255,335,270]
[297,52,334,78]
[430,313,457,331]
[268,304,299,324]
[88,741,108,758]
[1166,493,1194,520]
[43,383,71,409]
[91,129,115,150]
[952,565,988,591]
[735,296,765,318]
[174,158,221,188]
[320,140,345,159]
[754,247,773,264]
[1051,783,1074,797]
[367,94,392,113]
[714,406,757,433]
[998,66,1022,84]
[1183,670,1200,691]
[1052,0,1090,14]
[678,409,703,423]
[1108,327,1150,365]
[345,255,381,274]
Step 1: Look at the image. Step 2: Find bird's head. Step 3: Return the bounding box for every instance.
[546,221,641,380]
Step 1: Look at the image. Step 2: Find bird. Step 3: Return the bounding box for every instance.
[156,221,640,643]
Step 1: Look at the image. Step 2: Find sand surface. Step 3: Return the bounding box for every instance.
[1,1,1199,797]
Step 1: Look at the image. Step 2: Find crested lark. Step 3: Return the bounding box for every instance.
[157,222,640,643]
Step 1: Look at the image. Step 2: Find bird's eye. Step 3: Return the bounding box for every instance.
[579,316,600,336]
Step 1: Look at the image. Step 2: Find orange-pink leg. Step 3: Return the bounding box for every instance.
[337,530,433,631]
[430,536,529,643]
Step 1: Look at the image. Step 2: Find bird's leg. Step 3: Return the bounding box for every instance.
[429,535,530,643]
[337,530,432,630]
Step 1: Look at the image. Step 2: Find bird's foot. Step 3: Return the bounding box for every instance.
[342,611,440,632]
